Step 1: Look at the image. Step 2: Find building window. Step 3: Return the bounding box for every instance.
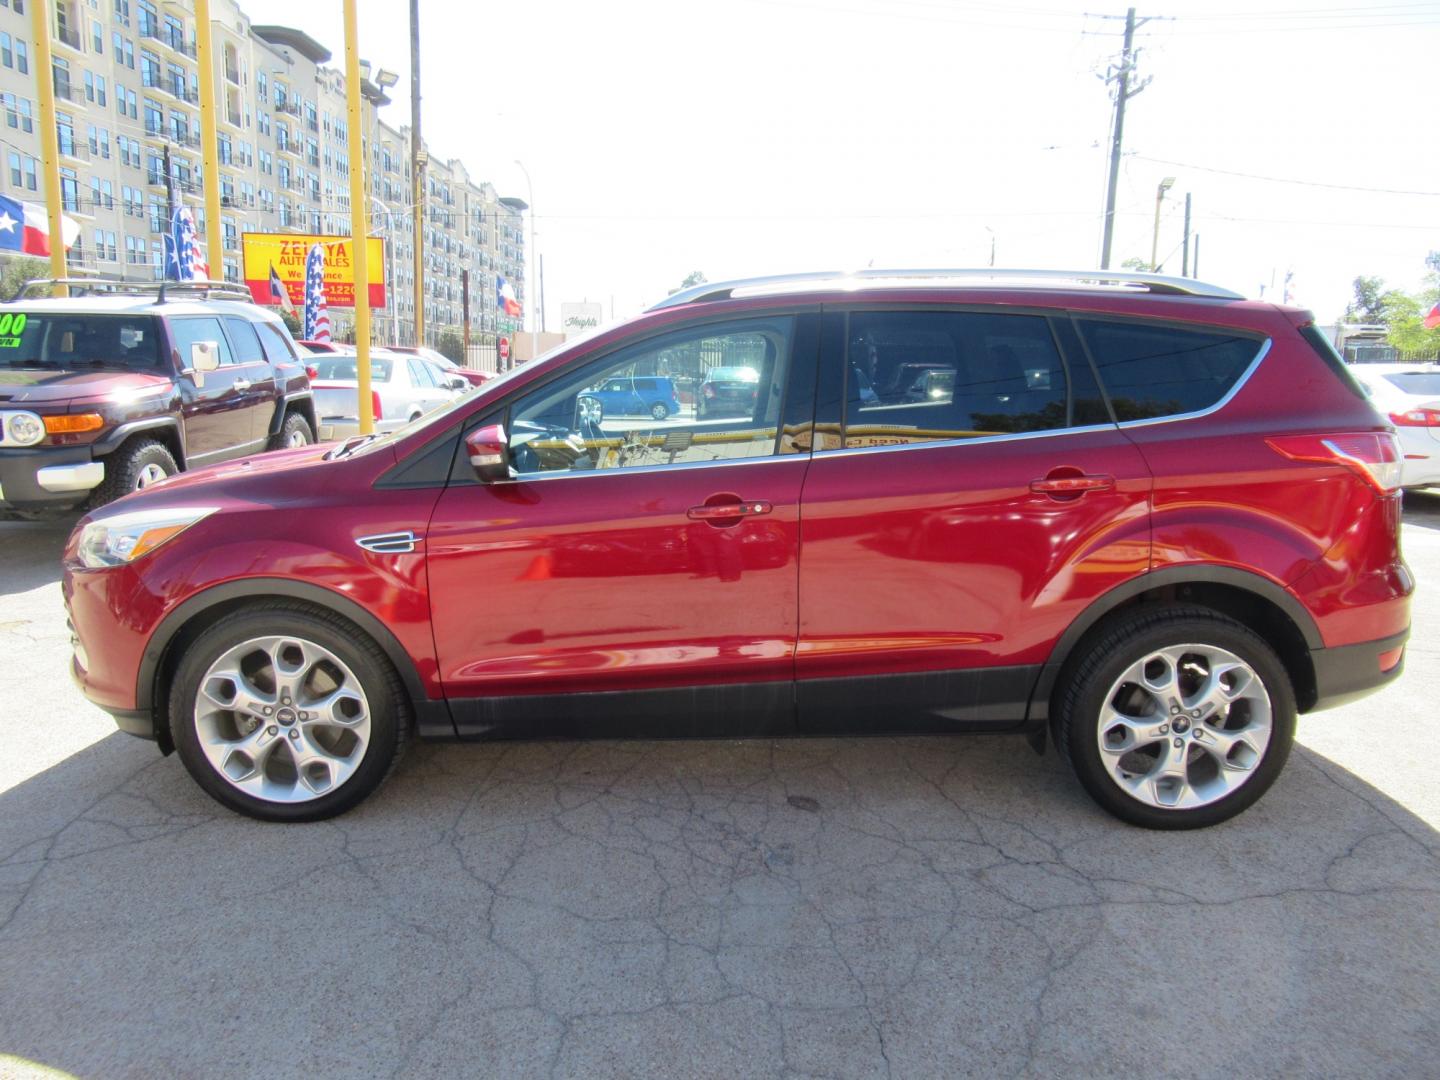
[60,169,80,213]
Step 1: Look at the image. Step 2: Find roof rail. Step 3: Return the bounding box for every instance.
[8,276,253,303]
[649,268,1246,310]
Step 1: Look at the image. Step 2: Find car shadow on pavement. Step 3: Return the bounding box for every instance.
[1403,489,1440,530]
[1,723,1437,1078]
[0,518,77,597]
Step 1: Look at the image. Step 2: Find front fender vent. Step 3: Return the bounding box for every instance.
[356,531,421,554]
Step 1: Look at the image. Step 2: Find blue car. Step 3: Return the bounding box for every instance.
[579,375,682,421]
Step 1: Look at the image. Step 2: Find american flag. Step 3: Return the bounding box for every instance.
[163,200,208,281]
[303,243,331,342]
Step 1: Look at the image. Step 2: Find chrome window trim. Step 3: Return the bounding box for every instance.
[1113,337,1271,430]
[809,421,1122,462]
[507,449,809,484]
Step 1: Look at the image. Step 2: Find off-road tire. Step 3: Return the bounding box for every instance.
[90,438,178,508]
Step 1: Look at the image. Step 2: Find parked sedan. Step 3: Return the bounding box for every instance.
[389,345,492,388]
[1349,363,1440,488]
[311,350,466,440]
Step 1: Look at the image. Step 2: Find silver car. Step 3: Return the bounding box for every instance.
[312,349,467,440]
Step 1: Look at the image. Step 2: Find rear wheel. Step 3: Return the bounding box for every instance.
[269,411,314,451]
[1056,606,1295,829]
[169,604,408,821]
[650,401,669,421]
[90,438,178,507]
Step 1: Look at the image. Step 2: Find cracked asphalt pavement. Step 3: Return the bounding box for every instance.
[1,499,1438,1079]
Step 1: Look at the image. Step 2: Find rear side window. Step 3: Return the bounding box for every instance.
[842,311,1070,446]
[312,356,393,382]
[223,317,265,365]
[254,320,298,364]
[1077,319,1263,421]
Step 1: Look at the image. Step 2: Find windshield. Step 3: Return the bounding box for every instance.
[0,312,164,370]
[312,355,394,382]
[1383,372,1440,397]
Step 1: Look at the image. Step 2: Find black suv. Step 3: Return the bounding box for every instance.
[0,280,315,518]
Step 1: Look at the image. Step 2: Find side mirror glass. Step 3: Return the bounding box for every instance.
[191,341,220,372]
[446,375,467,391]
[465,423,514,484]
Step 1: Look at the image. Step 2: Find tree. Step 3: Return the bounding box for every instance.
[1344,276,1388,325]
[1120,257,1149,272]
[0,256,53,301]
[435,330,465,363]
[279,310,302,337]
[1381,254,1440,356]
[668,270,707,295]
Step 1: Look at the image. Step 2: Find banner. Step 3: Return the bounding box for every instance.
[241,233,385,309]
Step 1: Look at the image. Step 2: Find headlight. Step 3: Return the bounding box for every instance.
[5,411,44,446]
[75,506,218,569]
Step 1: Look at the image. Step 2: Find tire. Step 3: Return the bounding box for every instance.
[90,438,178,508]
[1056,605,1296,830]
[169,602,409,822]
[650,402,669,421]
[269,411,314,451]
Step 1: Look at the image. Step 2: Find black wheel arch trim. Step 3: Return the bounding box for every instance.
[270,390,316,435]
[93,416,185,458]
[136,577,455,739]
[1025,565,1323,726]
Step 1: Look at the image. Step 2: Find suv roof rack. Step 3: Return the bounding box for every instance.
[10,277,254,304]
[649,268,1246,310]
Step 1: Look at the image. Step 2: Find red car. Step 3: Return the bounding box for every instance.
[62,269,1411,827]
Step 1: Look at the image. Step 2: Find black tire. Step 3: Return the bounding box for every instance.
[169,602,408,822]
[650,402,669,421]
[90,438,178,508]
[1056,605,1296,830]
[269,410,314,451]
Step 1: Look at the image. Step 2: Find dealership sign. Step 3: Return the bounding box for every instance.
[560,302,603,337]
[241,233,386,308]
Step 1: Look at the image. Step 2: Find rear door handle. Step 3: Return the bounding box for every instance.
[1029,474,1114,494]
[687,500,772,521]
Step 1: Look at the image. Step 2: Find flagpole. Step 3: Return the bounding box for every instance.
[343,0,374,435]
[30,0,68,295]
[194,0,223,281]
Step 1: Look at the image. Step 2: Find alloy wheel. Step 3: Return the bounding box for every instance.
[193,635,372,803]
[286,428,309,448]
[1095,643,1273,811]
[135,462,169,489]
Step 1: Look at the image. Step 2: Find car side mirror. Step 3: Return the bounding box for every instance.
[191,341,220,372]
[465,423,515,484]
[445,375,467,391]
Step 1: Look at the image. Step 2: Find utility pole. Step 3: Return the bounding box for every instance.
[539,253,546,334]
[461,267,470,355]
[343,0,374,434]
[1182,192,1192,277]
[194,0,222,281]
[1098,7,1152,270]
[30,0,68,293]
[1193,234,1200,279]
[409,0,425,346]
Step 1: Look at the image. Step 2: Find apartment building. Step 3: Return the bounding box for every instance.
[0,0,525,346]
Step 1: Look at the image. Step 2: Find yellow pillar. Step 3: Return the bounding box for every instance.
[29,0,67,295]
[193,0,223,280]
[343,0,374,434]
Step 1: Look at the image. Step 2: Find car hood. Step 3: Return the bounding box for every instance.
[0,368,173,406]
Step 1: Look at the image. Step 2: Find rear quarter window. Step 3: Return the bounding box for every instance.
[1077,319,1264,421]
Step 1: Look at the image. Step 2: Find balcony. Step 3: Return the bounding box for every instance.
[52,81,82,104]
[167,83,197,106]
[54,24,83,52]
[224,61,240,85]
[57,139,90,164]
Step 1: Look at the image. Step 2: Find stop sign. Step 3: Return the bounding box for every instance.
[498,336,510,362]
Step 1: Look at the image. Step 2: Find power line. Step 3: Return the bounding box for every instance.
[1130,155,1440,196]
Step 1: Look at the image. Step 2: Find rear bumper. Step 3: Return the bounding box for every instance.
[1308,628,1408,712]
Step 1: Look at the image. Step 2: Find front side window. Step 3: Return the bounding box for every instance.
[169,317,234,368]
[508,316,794,476]
[1077,319,1263,421]
[840,311,1072,448]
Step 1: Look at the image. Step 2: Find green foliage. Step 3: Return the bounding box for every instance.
[1344,276,1388,325]
[435,330,465,363]
[1119,257,1150,271]
[279,310,302,337]
[0,256,54,301]
[669,270,708,295]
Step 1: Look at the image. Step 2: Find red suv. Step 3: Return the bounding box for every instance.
[62,270,1412,827]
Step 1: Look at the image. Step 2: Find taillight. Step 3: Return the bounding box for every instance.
[305,364,318,379]
[371,390,383,421]
[1388,407,1440,427]
[703,384,715,399]
[1266,432,1402,494]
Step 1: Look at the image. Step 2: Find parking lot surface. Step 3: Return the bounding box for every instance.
[1,500,1438,1079]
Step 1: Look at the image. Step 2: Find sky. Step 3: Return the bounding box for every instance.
[238,0,1440,330]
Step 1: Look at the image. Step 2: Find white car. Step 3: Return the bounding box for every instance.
[311,349,467,440]
[1349,362,1440,489]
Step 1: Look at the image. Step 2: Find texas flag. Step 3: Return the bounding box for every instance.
[0,193,80,256]
[1424,300,1440,331]
[497,274,522,317]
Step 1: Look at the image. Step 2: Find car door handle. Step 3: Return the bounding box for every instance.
[1029,473,1114,494]
[232,379,252,391]
[687,500,772,521]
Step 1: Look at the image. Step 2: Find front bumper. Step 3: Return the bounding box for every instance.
[1308,628,1408,712]
[0,445,102,513]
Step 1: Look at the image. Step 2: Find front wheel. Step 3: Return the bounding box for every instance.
[649,402,669,421]
[169,604,408,821]
[1056,606,1296,829]
[90,438,178,507]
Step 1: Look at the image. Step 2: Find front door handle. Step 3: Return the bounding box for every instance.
[1029,473,1114,495]
[687,500,772,521]
[232,379,253,391]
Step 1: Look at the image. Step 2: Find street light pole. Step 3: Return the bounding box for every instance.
[371,196,399,345]
[1150,175,1175,272]
[515,159,536,362]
